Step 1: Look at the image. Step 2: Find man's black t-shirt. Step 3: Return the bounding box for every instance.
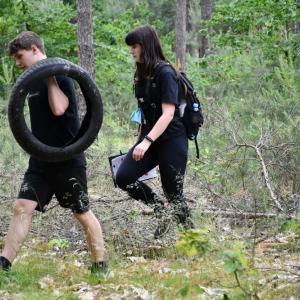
[27,75,86,170]
[135,64,185,142]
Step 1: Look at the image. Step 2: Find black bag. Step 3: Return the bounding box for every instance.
[178,71,204,140]
[145,62,204,158]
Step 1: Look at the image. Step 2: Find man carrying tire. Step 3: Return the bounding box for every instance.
[0,31,110,277]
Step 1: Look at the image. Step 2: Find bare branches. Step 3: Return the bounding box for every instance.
[208,99,296,212]
[253,146,283,211]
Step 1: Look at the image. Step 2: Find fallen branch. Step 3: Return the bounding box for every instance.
[200,210,278,218]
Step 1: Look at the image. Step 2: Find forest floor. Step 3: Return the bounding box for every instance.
[0,176,299,299]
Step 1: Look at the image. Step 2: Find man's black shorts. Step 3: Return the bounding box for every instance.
[18,165,89,213]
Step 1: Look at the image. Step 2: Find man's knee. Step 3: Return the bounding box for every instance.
[13,199,37,215]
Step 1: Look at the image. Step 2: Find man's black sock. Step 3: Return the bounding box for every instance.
[0,256,11,272]
[92,261,105,269]
[90,261,109,273]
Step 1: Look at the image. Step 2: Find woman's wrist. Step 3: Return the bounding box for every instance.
[144,135,154,143]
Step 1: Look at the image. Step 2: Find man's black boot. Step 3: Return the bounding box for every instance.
[0,256,11,273]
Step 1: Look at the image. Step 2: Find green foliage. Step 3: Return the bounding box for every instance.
[281,219,300,237]
[127,208,138,221]
[220,242,252,274]
[0,58,13,85]
[210,0,300,63]
[175,233,261,299]
[104,0,149,18]
[177,285,189,297]
[93,5,154,115]
[177,284,205,297]
[219,243,260,299]
[147,0,175,36]
[175,228,211,257]
[0,0,77,63]
[48,238,69,248]
[103,0,176,37]
[0,58,13,109]
[92,2,176,118]
[0,56,29,197]
[189,43,300,206]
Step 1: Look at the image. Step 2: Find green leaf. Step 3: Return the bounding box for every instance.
[238,253,248,269]
[281,220,298,231]
[176,285,189,297]
[233,241,243,251]
[186,245,198,256]
[175,240,187,247]
[223,260,236,273]
[246,268,257,275]
[48,238,69,248]
[194,286,205,294]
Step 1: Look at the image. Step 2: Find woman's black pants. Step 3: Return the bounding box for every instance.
[115,132,188,208]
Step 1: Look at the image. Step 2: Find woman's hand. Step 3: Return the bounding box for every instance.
[132,102,175,161]
[132,139,151,161]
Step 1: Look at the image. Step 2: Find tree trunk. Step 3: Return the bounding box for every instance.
[175,0,186,71]
[77,0,94,78]
[186,0,198,58]
[199,0,212,58]
[76,0,94,118]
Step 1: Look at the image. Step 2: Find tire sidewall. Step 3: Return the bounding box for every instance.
[8,58,103,162]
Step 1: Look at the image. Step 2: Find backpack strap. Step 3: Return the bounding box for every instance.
[133,70,137,97]
[144,61,170,125]
[195,138,200,159]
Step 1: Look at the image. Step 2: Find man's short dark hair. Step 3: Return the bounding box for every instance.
[8,31,45,56]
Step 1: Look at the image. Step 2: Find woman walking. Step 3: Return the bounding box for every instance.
[116,25,193,239]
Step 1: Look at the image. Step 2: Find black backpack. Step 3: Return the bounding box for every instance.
[145,62,204,158]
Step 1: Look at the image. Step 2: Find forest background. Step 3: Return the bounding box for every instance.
[0,0,299,299]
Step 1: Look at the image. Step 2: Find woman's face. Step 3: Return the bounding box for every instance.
[129,44,142,63]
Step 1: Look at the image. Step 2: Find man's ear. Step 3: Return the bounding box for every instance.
[31,45,39,54]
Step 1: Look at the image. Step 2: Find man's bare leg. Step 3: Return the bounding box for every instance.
[1,199,37,264]
[73,210,105,263]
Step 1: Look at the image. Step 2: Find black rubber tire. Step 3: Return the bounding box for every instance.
[8,58,103,162]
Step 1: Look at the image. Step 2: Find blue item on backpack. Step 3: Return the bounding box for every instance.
[130,107,142,124]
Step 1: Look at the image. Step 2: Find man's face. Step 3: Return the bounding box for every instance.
[12,46,39,71]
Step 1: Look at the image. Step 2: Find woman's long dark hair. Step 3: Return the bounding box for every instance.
[125,25,173,79]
